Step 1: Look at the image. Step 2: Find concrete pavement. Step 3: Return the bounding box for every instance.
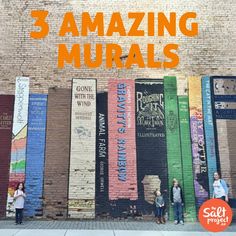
[0,230,235,236]
[0,220,235,236]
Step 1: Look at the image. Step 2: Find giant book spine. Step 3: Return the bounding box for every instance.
[164,76,183,219]
[188,77,209,209]
[43,88,71,219]
[108,79,138,217]
[24,94,47,217]
[178,95,196,221]
[202,76,217,197]
[0,95,14,218]
[211,76,236,200]
[135,79,168,216]
[68,79,96,219]
[7,77,29,216]
[95,92,109,217]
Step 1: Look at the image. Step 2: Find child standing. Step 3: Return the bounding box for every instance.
[170,179,184,225]
[13,182,26,225]
[154,190,165,224]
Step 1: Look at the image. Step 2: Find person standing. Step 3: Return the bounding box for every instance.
[170,179,184,225]
[14,182,26,225]
[213,171,229,202]
[154,190,165,224]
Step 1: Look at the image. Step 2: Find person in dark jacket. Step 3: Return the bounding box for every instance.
[170,178,184,225]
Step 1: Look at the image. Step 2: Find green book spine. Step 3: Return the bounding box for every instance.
[164,76,183,220]
[178,96,197,222]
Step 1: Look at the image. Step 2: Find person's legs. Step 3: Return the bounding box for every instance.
[154,207,158,217]
[158,208,161,217]
[178,203,183,222]
[160,207,165,224]
[15,209,19,224]
[159,207,163,217]
[19,209,23,224]
[173,203,178,223]
[156,207,161,224]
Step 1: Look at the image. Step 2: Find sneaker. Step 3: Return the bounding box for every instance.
[180,220,184,225]
[15,223,18,225]
[174,220,178,225]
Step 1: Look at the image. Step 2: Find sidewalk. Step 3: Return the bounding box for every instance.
[0,229,235,236]
[0,220,235,235]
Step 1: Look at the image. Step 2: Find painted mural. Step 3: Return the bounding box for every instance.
[68,79,97,219]
[24,94,47,217]
[0,95,14,218]
[1,75,236,220]
[7,77,29,216]
[135,79,168,216]
[188,77,209,209]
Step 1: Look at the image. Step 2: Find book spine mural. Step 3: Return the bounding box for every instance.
[0,95,14,218]
[211,76,236,199]
[178,96,196,222]
[164,76,183,219]
[202,76,217,197]
[95,92,109,217]
[43,88,71,219]
[7,77,29,216]
[188,77,209,209]
[68,79,96,219]
[135,79,168,216]
[108,79,138,201]
[24,94,47,217]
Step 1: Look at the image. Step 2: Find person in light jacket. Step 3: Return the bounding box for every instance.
[170,179,184,225]
[14,182,26,225]
[213,171,229,202]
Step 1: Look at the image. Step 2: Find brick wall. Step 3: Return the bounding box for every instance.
[1,0,236,220]
[43,88,71,219]
[0,1,236,94]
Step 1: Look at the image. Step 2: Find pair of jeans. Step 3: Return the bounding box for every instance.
[173,202,183,222]
[155,207,164,218]
[15,208,23,224]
